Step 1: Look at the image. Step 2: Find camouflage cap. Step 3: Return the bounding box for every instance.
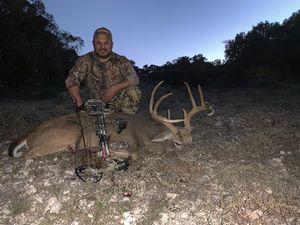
[93,27,113,41]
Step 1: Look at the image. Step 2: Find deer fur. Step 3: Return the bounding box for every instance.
[8,112,171,159]
[8,81,214,159]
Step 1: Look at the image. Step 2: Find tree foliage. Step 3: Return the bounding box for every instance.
[141,54,218,86]
[143,10,300,88]
[223,10,300,86]
[0,0,83,96]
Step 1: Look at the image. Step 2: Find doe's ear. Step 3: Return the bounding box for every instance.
[151,131,174,143]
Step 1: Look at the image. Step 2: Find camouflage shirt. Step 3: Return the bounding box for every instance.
[65,51,139,98]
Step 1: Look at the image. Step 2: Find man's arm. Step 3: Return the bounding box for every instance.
[67,85,84,107]
[101,79,131,102]
[65,55,90,107]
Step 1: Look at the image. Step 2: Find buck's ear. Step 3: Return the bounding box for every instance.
[151,131,174,142]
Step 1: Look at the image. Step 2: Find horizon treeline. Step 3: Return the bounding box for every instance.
[1,0,300,98]
[139,9,300,88]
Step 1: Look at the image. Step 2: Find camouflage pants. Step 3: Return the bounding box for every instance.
[111,85,141,114]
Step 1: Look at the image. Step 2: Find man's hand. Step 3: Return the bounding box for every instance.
[74,98,84,107]
[101,85,118,102]
[75,103,85,112]
[101,80,131,103]
[67,85,84,106]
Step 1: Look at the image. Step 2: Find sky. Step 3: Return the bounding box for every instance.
[42,0,300,68]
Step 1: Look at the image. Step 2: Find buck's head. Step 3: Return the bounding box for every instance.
[149,81,214,149]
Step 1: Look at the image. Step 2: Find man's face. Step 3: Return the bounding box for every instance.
[93,34,113,59]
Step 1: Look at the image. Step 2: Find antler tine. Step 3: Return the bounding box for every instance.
[149,81,184,135]
[198,84,215,116]
[149,80,164,114]
[149,80,184,123]
[153,92,173,114]
[184,82,197,108]
[207,106,215,116]
[167,109,171,119]
[197,84,205,106]
[183,82,214,130]
[154,92,187,124]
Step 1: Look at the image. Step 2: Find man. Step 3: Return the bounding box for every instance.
[65,27,141,114]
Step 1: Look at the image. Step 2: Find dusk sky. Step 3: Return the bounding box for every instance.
[43,0,300,67]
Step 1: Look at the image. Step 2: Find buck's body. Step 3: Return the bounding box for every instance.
[8,112,166,159]
[8,81,214,160]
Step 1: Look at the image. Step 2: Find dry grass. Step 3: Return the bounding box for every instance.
[0,85,299,224]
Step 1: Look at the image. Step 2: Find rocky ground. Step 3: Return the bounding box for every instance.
[0,80,300,225]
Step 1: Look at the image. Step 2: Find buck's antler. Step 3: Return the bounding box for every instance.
[182,82,214,131]
[149,81,184,135]
[149,81,214,137]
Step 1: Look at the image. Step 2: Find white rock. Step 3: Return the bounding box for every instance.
[25,159,34,166]
[2,150,8,155]
[44,179,51,186]
[160,213,169,223]
[35,195,44,203]
[21,170,29,177]
[166,192,178,200]
[195,211,206,218]
[63,190,70,195]
[245,209,263,221]
[169,212,176,219]
[25,184,37,195]
[215,121,222,127]
[5,165,13,173]
[279,151,286,155]
[133,207,142,216]
[62,196,70,202]
[0,140,10,146]
[2,208,11,215]
[181,212,188,219]
[122,211,136,225]
[44,197,62,214]
[64,170,74,176]
[87,200,95,208]
[265,187,273,195]
[109,194,118,203]
[273,157,282,163]
[79,199,87,208]
[30,206,38,212]
[267,158,283,167]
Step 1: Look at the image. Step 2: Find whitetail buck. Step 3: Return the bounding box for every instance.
[8,81,214,159]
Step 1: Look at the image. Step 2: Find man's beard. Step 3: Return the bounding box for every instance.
[96,49,112,59]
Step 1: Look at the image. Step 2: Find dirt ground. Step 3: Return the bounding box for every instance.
[0,80,299,225]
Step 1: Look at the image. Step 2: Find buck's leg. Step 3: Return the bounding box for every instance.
[23,146,46,159]
[23,146,67,159]
[111,149,139,161]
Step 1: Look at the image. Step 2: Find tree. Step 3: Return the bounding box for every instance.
[280,10,300,76]
[224,10,300,85]
[0,0,83,96]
